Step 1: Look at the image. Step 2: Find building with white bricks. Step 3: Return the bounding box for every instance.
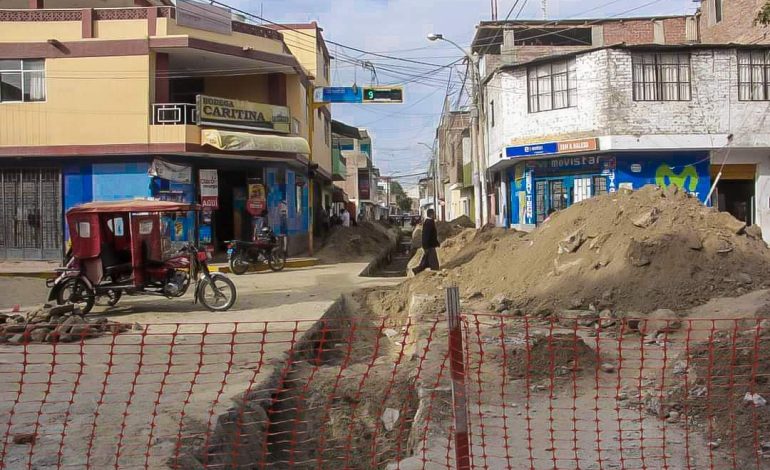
[483,44,770,237]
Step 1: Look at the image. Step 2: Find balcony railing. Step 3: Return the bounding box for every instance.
[151,103,197,125]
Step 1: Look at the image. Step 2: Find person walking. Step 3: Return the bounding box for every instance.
[413,208,440,275]
[341,208,351,227]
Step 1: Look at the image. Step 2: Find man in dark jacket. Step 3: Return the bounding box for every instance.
[413,209,440,275]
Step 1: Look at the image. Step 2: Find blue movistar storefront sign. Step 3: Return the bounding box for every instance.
[506,142,559,158]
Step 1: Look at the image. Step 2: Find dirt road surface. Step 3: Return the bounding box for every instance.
[0,264,402,469]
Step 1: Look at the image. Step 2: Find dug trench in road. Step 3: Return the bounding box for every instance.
[0,262,403,469]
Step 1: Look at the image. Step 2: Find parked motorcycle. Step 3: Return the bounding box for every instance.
[227,227,287,274]
[48,200,237,314]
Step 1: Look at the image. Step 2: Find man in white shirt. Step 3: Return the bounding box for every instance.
[341,208,351,227]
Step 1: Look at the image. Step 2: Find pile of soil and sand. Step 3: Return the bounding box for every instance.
[316,222,395,264]
[393,185,770,315]
[507,333,598,379]
[0,304,132,345]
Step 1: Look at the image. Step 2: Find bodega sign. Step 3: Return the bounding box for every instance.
[196,95,291,133]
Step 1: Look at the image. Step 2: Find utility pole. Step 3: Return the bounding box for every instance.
[428,34,487,228]
[418,141,438,220]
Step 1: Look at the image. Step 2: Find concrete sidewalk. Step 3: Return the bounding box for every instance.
[0,258,319,278]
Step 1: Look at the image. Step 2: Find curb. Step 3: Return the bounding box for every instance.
[210,258,319,274]
[0,259,320,278]
[0,272,55,279]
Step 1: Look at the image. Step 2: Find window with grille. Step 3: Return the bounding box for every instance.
[738,50,770,101]
[632,53,691,101]
[0,59,46,103]
[527,58,577,112]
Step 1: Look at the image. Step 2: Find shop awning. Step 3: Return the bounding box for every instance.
[202,129,310,155]
[332,187,349,203]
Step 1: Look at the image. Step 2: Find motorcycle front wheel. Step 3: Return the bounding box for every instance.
[228,253,250,275]
[56,278,96,315]
[198,274,237,311]
[268,246,287,272]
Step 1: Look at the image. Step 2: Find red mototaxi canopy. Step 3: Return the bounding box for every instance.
[67,199,201,215]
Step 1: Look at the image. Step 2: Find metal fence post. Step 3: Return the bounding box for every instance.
[445,286,471,469]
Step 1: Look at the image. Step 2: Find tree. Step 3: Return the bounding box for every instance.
[389,181,413,213]
[756,1,770,25]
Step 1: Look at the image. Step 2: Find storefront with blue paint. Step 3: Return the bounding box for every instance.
[505,139,711,227]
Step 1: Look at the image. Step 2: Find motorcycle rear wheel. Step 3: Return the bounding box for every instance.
[198,274,237,311]
[268,247,287,272]
[228,253,250,275]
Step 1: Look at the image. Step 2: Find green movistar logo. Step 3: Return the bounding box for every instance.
[655,164,698,192]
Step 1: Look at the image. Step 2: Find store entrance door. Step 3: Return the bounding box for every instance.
[534,174,609,224]
[716,180,754,225]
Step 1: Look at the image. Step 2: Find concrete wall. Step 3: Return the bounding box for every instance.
[0,55,151,147]
[0,9,307,149]
[486,46,770,167]
[698,0,770,44]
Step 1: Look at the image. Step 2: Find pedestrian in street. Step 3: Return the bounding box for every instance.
[278,199,289,235]
[341,208,351,227]
[413,208,440,275]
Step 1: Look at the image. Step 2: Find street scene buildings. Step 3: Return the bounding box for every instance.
[5,1,770,469]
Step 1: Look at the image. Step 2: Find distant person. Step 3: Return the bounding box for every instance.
[341,208,351,227]
[543,208,556,223]
[413,209,440,275]
[252,208,269,241]
[278,200,289,235]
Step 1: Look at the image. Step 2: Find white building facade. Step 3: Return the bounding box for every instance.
[484,44,770,238]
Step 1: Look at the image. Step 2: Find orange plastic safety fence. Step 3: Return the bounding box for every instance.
[460,313,770,470]
[0,319,454,469]
[2,314,769,469]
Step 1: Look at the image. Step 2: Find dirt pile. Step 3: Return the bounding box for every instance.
[508,333,598,379]
[0,304,131,345]
[317,222,395,264]
[442,185,770,313]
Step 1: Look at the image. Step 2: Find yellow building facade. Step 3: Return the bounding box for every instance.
[0,0,323,259]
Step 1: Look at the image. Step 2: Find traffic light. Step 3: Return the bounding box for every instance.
[362,87,404,104]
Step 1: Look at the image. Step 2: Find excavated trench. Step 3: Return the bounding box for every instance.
[361,229,413,278]
[179,296,421,469]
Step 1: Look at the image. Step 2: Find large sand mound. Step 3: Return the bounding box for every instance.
[317,222,395,264]
[454,185,770,312]
[376,185,770,315]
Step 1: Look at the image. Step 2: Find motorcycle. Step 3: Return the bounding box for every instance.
[48,200,237,314]
[227,227,287,275]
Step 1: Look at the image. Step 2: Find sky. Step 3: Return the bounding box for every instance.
[230,0,700,189]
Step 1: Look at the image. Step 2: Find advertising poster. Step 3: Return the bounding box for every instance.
[247,182,267,216]
[199,169,219,209]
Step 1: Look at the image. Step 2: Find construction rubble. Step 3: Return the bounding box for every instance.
[0,304,132,345]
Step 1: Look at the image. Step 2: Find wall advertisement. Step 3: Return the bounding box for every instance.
[199,169,219,209]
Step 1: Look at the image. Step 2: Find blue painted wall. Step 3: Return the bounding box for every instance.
[92,162,152,201]
[507,152,711,225]
[266,166,309,236]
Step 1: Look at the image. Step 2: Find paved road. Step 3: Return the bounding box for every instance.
[0,263,402,469]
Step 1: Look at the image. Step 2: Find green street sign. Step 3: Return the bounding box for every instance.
[362,87,404,104]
